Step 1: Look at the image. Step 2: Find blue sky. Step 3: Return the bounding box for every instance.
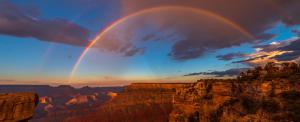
[0,0,300,86]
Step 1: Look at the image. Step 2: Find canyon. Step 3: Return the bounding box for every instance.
[0,85,123,122]
[65,83,187,122]
[1,62,300,122]
[69,62,300,122]
[2,79,300,122]
[68,79,300,122]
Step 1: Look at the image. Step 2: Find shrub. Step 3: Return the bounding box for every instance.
[280,91,300,100]
[241,96,258,114]
[261,99,279,113]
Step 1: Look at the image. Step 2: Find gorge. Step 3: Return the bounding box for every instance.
[1,62,300,122]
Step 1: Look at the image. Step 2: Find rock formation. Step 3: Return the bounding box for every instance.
[66,83,187,122]
[67,78,300,122]
[0,92,38,122]
[2,62,299,122]
[69,62,300,122]
[0,85,123,122]
[169,80,300,122]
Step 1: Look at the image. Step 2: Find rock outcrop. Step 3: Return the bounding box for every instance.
[67,78,300,122]
[0,92,38,122]
[169,79,300,122]
[0,85,123,122]
[169,62,300,122]
[66,83,188,122]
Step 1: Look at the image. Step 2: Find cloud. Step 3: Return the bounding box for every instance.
[217,52,246,61]
[232,55,269,64]
[230,37,300,66]
[95,7,253,59]
[93,0,298,60]
[184,68,249,77]
[273,38,300,61]
[253,39,294,52]
[276,0,300,25]
[92,24,145,56]
[273,51,300,61]
[0,1,90,46]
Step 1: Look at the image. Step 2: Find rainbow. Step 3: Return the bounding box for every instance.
[69,6,254,82]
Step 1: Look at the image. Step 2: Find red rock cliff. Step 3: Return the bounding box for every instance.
[0,92,38,122]
[66,83,188,122]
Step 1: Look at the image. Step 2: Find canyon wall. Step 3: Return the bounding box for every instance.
[7,79,297,122]
[67,83,188,122]
[0,92,38,122]
[170,79,300,122]
[68,79,300,122]
[0,85,123,122]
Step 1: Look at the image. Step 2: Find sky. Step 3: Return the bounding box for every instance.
[0,0,300,86]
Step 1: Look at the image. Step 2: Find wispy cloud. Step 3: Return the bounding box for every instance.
[217,52,246,61]
[184,68,249,77]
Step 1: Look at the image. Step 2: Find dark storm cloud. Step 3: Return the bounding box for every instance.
[184,68,249,77]
[273,39,300,61]
[0,1,90,46]
[253,38,300,62]
[229,38,300,65]
[273,51,300,61]
[253,40,293,52]
[117,0,300,60]
[278,39,300,51]
[217,52,246,61]
[276,0,300,25]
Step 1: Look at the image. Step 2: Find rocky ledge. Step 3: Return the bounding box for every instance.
[0,92,38,122]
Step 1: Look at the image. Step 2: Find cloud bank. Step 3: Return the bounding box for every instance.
[0,1,90,46]
[229,37,300,66]
[217,52,246,61]
[1,0,300,62]
[184,68,249,77]
[95,0,300,60]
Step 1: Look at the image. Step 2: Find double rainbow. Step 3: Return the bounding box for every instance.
[69,6,254,82]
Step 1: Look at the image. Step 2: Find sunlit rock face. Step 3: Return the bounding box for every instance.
[65,93,101,105]
[66,94,89,105]
[0,92,38,122]
[67,76,300,122]
[39,96,52,104]
[107,91,118,99]
[66,83,188,122]
[169,79,300,122]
